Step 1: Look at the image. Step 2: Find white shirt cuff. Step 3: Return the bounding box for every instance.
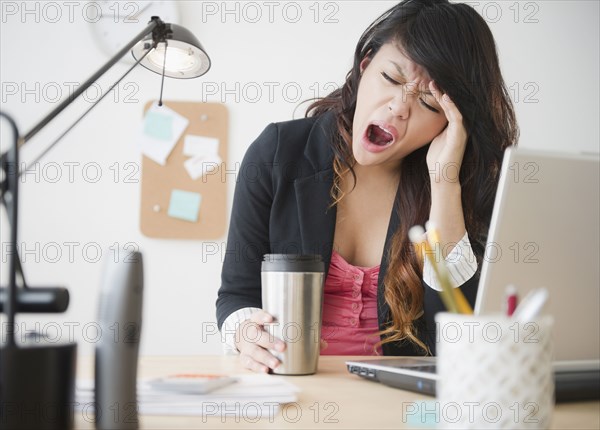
[220,307,262,355]
[423,231,478,291]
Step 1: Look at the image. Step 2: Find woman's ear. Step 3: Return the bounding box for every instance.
[359,56,372,74]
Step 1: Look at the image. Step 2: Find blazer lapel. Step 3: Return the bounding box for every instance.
[294,170,336,273]
[293,112,337,275]
[377,189,401,327]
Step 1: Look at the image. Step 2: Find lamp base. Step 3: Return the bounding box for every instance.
[0,336,77,430]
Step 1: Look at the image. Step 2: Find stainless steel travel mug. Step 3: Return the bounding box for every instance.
[261,254,325,375]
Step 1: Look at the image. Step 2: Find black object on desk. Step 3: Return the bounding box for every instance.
[0,287,69,313]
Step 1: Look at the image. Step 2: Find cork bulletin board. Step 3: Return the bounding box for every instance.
[139,101,228,239]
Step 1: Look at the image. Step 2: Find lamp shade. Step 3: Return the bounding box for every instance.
[131,23,210,79]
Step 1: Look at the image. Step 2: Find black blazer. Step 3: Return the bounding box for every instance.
[215,111,479,355]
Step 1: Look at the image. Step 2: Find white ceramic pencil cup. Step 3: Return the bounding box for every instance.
[435,313,554,429]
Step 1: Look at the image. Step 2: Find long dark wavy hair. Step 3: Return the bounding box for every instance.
[307,0,518,352]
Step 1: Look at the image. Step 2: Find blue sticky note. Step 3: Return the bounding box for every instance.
[403,401,440,428]
[143,111,173,141]
[167,189,202,223]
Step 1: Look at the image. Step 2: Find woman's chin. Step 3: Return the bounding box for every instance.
[352,144,384,167]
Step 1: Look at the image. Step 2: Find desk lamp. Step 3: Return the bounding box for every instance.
[0,17,210,430]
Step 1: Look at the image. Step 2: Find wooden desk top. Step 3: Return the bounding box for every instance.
[76,355,600,429]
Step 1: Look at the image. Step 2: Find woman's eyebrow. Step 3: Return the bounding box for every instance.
[389,60,407,80]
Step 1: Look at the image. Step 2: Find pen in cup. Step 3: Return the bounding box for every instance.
[511,288,549,322]
[505,284,518,316]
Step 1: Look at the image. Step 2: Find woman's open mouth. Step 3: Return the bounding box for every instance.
[361,122,397,153]
[367,124,394,146]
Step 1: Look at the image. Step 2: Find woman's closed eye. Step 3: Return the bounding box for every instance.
[419,98,440,114]
[381,71,401,85]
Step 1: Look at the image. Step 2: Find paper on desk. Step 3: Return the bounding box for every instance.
[137,103,189,166]
[75,374,299,418]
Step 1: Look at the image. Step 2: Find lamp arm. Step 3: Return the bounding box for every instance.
[23,45,153,175]
[0,18,162,321]
[0,16,163,187]
[0,48,153,315]
[0,112,20,346]
[22,17,163,145]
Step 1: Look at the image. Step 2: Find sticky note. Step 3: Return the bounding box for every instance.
[136,103,189,166]
[167,189,202,223]
[184,154,222,180]
[183,135,220,157]
[143,111,173,141]
[403,401,439,428]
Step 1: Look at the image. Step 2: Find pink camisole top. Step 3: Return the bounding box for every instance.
[320,250,383,355]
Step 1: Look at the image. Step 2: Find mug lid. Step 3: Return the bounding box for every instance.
[262,254,324,272]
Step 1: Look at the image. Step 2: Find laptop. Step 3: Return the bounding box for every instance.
[346,147,600,402]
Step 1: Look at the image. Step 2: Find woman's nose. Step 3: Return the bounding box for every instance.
[387,87,412,119]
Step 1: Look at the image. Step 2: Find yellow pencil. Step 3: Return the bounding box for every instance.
[425,225,473,315]
[409,225,473,314]
[409,225,459,313]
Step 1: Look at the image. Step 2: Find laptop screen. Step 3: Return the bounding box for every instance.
[474,148,600,362]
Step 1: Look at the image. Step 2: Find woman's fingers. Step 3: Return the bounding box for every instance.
[248,310,286,352]
[429,81,464,125]
[249,309,274,324]
[428,80,468,158]
[237,321,282,371]
[239,350,270,373]
[235,310,287,373]
[240,344,275,373]
[240,320,285,353]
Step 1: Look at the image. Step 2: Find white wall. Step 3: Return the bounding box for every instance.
[1,1,598,356]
